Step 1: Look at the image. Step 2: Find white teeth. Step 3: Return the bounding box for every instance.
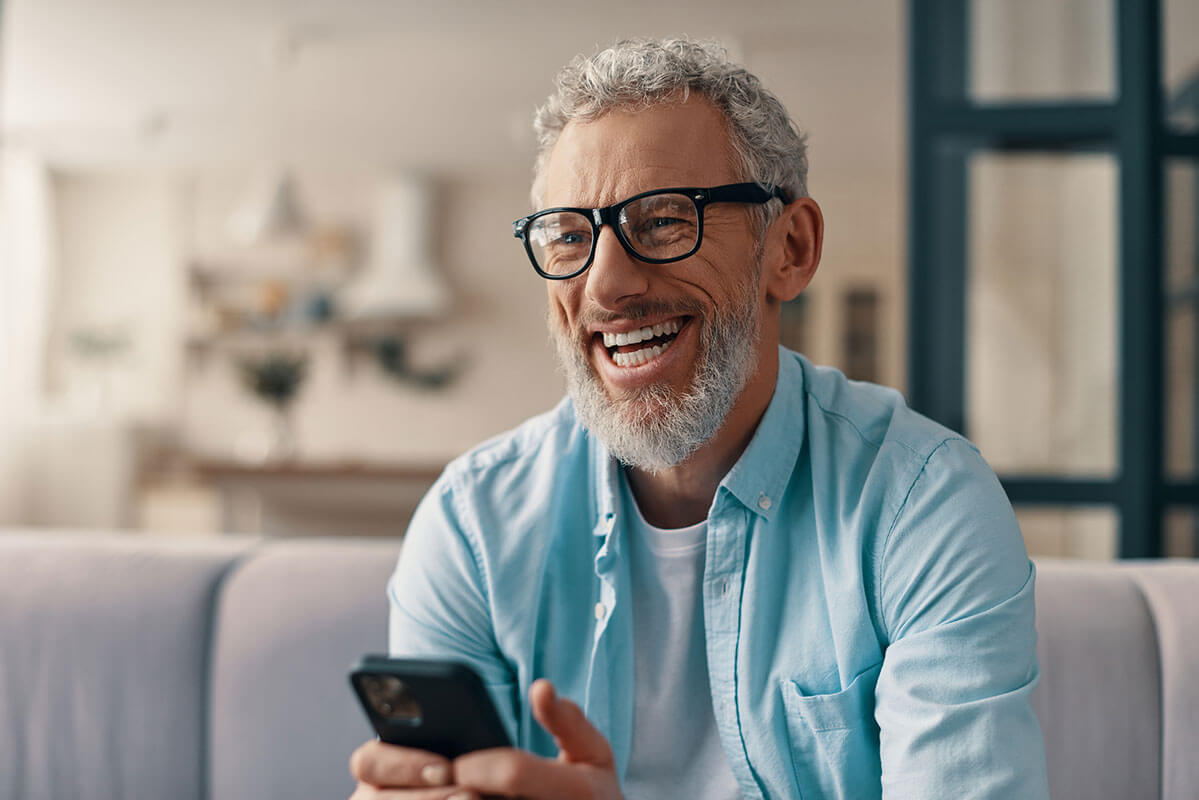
[612,341,671,367]
[601,319,681,348]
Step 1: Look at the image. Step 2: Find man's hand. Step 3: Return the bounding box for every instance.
[349,679,621,800]
[452,679,621,799]
[349,738,456,799]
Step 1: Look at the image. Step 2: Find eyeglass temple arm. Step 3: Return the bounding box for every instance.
[704,183,791,205]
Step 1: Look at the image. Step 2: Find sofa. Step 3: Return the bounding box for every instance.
[0,530,1194,800]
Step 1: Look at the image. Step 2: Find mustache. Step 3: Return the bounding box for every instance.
[573,299,706,332]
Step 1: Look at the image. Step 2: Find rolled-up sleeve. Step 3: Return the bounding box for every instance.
[874,439,1050,799]
[387,472,519,738]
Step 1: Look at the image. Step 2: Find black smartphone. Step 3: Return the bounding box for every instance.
[349,655,512,759]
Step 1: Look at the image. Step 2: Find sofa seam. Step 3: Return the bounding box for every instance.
[200,542,265,800]
[1125,569,1166,800]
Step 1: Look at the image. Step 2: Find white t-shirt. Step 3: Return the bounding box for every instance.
[620,472,743,800]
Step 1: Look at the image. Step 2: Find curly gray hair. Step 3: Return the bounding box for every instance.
[531,37,809,234]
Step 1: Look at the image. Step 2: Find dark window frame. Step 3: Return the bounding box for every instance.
[908,0,1199,557]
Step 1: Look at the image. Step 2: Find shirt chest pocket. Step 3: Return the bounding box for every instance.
[780,662,883,800]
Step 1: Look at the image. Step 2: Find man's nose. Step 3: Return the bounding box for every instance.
[584,225,650,311]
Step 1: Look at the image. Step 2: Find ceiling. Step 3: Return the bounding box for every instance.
[0,0,901,174]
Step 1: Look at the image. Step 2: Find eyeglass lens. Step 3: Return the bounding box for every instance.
[527,193,700,276]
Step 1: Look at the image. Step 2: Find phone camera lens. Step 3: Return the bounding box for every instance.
[363,674,422,725]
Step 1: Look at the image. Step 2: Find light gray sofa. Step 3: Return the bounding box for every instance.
[0,531,1195,800]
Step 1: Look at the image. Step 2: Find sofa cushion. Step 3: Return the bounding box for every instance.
[1032,560,1162,800]
[207,538,400,800]
[0,532,250,800]
[1129,564,1199,800]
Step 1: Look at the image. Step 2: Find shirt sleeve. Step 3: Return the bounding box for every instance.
[874,438,1050,799]
[387,472,520,738]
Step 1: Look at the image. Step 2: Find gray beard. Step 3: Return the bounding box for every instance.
[550,286,762,473]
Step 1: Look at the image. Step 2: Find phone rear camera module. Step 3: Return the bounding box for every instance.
[363,675,423,725]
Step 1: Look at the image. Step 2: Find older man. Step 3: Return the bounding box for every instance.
[350,38,1049,800]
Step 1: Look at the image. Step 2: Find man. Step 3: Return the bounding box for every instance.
[350,38,1050,799]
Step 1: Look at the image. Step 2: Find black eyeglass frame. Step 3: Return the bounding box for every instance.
[512,182,790,280]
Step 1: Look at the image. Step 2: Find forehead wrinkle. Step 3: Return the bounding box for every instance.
[550,151,679,208]
[550,152,737,209]
[541,97,741,209]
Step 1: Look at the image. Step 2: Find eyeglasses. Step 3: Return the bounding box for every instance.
[512,182,789,280]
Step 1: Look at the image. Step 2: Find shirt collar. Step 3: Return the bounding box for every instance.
[593,434,620,538]
[720,346,807,521]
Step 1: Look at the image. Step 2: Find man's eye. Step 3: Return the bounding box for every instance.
[636,215,691,239]
[534,223,590,249]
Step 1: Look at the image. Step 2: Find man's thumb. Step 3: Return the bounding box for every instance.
[530,679,615,767]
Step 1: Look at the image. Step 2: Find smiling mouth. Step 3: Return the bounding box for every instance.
[600,318,687,368]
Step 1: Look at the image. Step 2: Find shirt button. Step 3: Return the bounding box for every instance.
[758,494,772,511]
[594,602,606,620]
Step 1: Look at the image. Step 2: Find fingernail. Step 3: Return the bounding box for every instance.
[420,763,451,785]
[447,793,473,800]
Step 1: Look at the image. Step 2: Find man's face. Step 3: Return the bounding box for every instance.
[541,96,770,471]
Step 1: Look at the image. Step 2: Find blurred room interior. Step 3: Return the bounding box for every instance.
[0,0,1196,559]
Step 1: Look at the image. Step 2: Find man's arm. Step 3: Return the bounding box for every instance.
[874,438,1050,799]
[387,476,516,729]
[350,473,623,800]
[351,680,622,800]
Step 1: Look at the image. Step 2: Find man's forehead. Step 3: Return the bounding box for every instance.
[542,96,739,207]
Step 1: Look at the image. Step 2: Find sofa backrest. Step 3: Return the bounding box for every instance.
[1122,564,1198,800]
[0,533,399,800]
[0,532,250,800]
[1032,561,1161,799]
[1031,560,1199,800]
[207,539,399,800]
[2,533,1197,800]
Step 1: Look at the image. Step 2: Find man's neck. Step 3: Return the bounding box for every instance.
[625,351,779,529]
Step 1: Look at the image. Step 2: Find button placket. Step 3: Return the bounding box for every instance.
[703,503,762,798]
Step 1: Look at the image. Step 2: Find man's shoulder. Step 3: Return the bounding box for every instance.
[439,395,592,490]
[783,350,996,531]
[784,353,1026,631]
[790,350,969,468]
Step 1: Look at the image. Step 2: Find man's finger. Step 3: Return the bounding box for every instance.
[454,747,594,799]
[350,781,474,800]
[529,679,615,767]
[349,739,454,788]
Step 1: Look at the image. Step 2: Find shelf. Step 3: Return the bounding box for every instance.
[194,458,443,482]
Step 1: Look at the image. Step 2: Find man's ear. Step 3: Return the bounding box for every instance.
[762,197,823,303]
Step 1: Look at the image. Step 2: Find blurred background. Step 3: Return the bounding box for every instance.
[0,0,1195,559]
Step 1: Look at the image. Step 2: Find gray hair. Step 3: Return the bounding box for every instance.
[531,37,809,234]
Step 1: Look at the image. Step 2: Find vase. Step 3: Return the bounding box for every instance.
[266,405,297,462]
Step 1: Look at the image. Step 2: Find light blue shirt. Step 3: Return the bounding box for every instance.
[388,347,1051,799]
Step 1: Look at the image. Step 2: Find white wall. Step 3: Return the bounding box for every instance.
[0,149,56,523]
[46,170,187,422]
